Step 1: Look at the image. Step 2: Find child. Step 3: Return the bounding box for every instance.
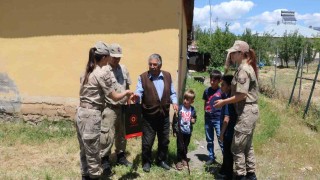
[172,89,197,170]
[202,70,223,165]
[219,75,237,179]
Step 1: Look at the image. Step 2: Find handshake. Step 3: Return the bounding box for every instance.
[124,90,140,104]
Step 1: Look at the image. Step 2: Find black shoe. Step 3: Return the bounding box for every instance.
[157,161,170,170]
[143,163,151,172]
[246,172,257,180]
[101,156,113,177]
[235,175,246,180]
[117,152,133,167]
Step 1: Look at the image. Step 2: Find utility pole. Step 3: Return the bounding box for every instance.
[209,0,212,33]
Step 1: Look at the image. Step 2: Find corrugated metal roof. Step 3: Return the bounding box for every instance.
[264,23,320,38]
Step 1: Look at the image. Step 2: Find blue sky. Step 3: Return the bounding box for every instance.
[194,0,320,34]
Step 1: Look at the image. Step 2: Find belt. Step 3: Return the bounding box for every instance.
[105,103,121,109]
[80,102,103,111]
[245,102,257,105]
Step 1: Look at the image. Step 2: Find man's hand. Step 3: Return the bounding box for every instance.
[172,103,178,112]
[129,94,139,104]
[219,135,224,143]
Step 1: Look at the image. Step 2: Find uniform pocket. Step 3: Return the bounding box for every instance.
[251,105,259,115]
[101,108,116,132]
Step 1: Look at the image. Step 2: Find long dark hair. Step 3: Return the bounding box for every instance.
[82,48,105,85]
[245,49,258,80]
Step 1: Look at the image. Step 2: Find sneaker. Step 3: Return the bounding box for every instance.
[117,152,133,167]
[176,162,183,171]
[182,159,188,167]
[246,172,257,180]
[205,159,216,166]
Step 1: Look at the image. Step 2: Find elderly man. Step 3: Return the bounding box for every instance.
[100,43,132,177]
[135,53,178,172]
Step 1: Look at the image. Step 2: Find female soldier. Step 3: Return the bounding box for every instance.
[76,41,133,180]
[214,40,259,180]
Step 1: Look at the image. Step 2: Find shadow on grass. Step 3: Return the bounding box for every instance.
[118,154,141,180]
[194,153,210,163]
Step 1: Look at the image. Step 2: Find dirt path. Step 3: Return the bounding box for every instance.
[188,135,223,170]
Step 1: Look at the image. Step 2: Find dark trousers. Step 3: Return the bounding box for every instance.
[176,132,191,162]
[221,138,234,179]
[142,116,170,164]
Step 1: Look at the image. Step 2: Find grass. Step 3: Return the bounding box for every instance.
[259,64,320,130]
[1,69,320,179]
[0,119,75,146]
[254,96,281,153]
[254,96,320,179]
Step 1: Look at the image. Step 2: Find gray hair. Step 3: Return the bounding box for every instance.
[148,53,162,65]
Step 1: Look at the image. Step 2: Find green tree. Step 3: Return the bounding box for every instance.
[240,29,274,65]
[195,24,236,71]
[304,38,320,73]
[291,31,305,68]
[278,32,292,68]
[312,38,320,61]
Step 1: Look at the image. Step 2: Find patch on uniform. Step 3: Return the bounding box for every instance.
[238,78,246,84]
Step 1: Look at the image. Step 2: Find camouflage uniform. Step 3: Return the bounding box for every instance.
[231,60,259,176]
[76,66,114,179]
[100,64,131,158]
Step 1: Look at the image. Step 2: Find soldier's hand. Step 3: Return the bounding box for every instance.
[213,99,224,108]
[125,90,134,98]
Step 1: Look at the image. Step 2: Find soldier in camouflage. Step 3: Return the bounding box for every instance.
[214,40,259,180]
[100,44,133,176]
[76,41,133,180]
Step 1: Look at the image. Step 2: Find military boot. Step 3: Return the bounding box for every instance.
[235,175,246,180]
[246,172,257,180]
[117,152,133,167]
[101,156,112,177]
[81,176,90,180]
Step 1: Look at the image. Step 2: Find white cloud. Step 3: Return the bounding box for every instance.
[194,1,320,34]
[297,13,320,27]
[244,9,285,32]
[229,22,241,31]
[193,0,254,31]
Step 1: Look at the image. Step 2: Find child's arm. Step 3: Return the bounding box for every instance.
[191,107,197,124]
[220,115,229,142]
[219,103,229,142]
[202,89,207,109]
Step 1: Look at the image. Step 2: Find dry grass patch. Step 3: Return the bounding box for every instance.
[255,96,320,179]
